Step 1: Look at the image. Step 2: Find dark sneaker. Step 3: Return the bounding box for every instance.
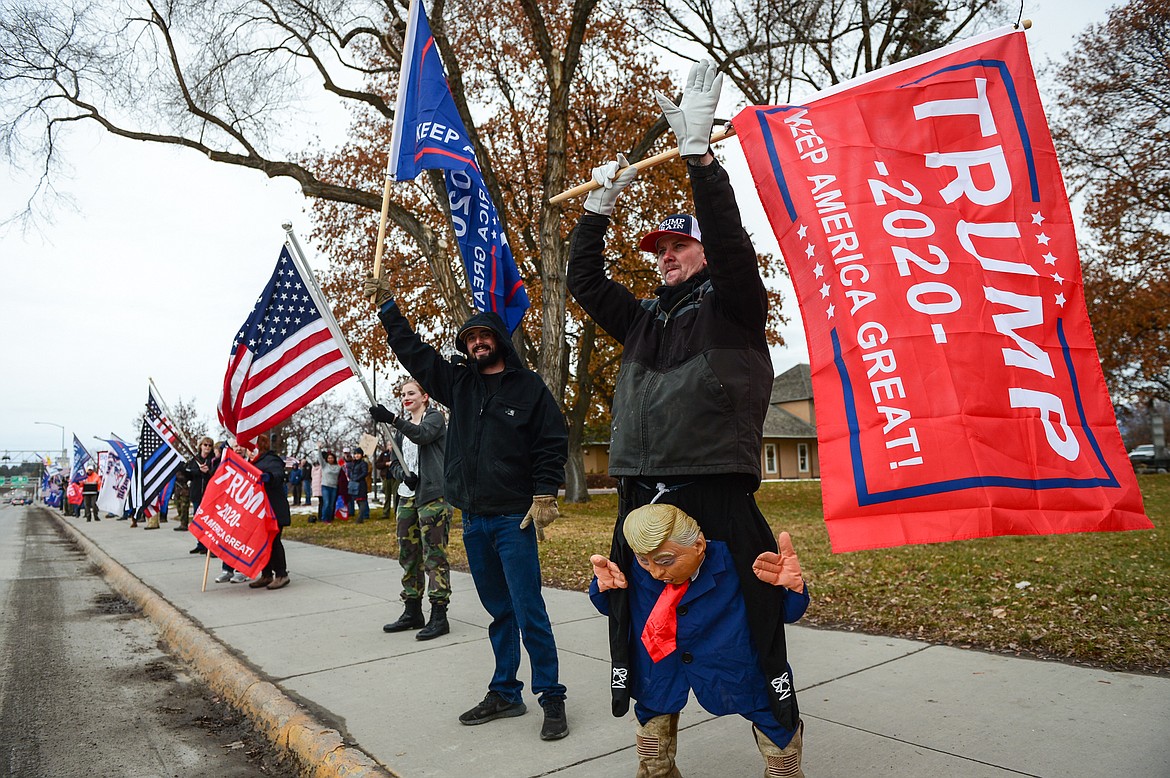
[459,692,527,726]
[539,699,569,741]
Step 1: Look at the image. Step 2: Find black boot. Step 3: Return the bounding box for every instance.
[383,599,424,632]
[416,601,450,641]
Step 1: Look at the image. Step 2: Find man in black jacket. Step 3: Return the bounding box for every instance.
[362,281,571,743]
[566,59,803,749]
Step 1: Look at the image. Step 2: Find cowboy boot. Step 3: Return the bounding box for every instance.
[635,714,681,778]
[753,722,804,778]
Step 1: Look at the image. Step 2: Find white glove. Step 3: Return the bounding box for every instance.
[583,154,639,216]
[655,60,723,159]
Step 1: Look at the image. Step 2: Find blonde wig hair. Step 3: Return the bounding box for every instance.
[623,504,701,555]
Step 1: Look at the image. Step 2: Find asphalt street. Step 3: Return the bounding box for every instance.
[0,503,291,777]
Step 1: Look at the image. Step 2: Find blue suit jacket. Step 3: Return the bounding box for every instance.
[590,540,808,716]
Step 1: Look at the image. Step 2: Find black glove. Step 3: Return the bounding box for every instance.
[404,472,419,491]
[370,404,397,424]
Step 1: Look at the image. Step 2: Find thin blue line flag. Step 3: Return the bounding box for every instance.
[387,0,530,333]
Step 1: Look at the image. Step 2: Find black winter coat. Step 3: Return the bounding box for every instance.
[567,158,773,486]
[345,458,370,498]
[185,454,216,512]
[253,450,292,528]
[377,308,567,515]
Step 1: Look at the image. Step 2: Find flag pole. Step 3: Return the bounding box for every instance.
[282,224,411,472]
[371,165,395,295]
[549,125,737,205]
[148,378,198,458]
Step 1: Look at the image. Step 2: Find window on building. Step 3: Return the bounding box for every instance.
[765,444,777,474]
[798,443,809,473]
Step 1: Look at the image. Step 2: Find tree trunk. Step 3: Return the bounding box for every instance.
[561,319,598,503]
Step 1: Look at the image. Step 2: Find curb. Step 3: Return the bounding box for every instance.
[50,509,399,778]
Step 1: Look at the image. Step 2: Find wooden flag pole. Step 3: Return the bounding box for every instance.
[370,164,395,298]
[201,549,211,592]
[549,125,737,205]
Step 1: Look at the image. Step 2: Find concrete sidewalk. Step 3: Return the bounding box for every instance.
[51,509,1170,777]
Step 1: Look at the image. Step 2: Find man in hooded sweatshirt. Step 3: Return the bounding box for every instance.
[363,276,571,743]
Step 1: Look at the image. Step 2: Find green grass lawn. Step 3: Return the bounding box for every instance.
[284,475,1169,674]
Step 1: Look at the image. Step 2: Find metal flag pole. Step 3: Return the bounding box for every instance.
[282,223,411,473]
[148,378,197,458]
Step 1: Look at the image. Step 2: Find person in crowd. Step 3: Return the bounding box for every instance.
[172,468,191,531]
[67,478,84,517]
[372,379,453,640]
[374,446,398,519]
[247,433,292,590]
[186,437,217,554]
[364,272,570,742]
[305,456,318,507]
[288,459,304,507]
[344,445,370,524]
[311,448,340,524]
[589,504,809,777]
[82,465,101,522]
[566,60,801,734]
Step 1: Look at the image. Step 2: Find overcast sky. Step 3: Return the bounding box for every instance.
[0,2,1114,458]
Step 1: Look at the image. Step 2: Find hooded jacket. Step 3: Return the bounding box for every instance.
[377,307,567,515]
[567,158,773,486]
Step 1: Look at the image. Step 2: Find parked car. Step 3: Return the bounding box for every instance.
[9,490,32,506]
[1129,444,1169,473]
[1128,444,1156,464]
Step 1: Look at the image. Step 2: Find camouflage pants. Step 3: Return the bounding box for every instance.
[382,478,399,519]
[174,493,191,524]
[396,496,452,603]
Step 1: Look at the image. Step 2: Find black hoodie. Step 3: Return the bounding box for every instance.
[377,306,567,515]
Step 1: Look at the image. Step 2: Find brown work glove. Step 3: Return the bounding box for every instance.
[519,494,559,542]
[363,271,394,308]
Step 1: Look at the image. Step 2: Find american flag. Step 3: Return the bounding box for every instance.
[218,245,352,444]
[138,389,185,509]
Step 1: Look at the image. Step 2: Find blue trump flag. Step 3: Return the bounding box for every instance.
[72,434,92,483]
[387,0,530,333]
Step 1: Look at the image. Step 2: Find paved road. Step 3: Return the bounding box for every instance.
[0,503,291,777]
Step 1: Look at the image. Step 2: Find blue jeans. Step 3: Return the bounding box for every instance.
[347,496,369,521]
[463,513,565,705]
[319,485,338,522]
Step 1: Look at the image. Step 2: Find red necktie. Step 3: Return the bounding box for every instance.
[641,581,690,663]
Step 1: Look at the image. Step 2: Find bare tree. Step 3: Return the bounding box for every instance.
[1050,0,1170,403]
[629,0,1011,103]
[281,389,367,457]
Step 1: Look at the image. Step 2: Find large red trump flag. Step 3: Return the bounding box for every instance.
[189,449,279,577]
[733,27,1152,552]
